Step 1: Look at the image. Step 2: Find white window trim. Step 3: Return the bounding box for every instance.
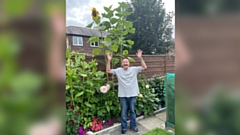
[90,41,99,47]
[73,36,83,46]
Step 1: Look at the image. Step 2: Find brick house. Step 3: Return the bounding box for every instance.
[66,26,107,55]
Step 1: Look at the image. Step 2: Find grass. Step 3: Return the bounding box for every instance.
[142,128,173,135]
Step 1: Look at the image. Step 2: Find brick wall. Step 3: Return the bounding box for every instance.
[67,35,96,54]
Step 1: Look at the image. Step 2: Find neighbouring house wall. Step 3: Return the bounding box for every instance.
[67,35,96,55]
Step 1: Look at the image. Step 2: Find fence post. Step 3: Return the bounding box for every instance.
[164,56,167,75]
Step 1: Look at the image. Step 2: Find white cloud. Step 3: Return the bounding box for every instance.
[66,0,175,27]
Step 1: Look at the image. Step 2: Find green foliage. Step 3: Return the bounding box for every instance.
[126,0,174,54]
[149,75,165,107]
[136,74,160,116]
[87,2,135,68]
[66,49,120,134]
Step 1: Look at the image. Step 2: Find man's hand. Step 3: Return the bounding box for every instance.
[107,53,112,60]
[136,49,142,58]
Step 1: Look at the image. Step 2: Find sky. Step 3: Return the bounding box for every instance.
[66,0,175,27]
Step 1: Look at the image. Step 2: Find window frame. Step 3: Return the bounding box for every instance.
[72,36,83,46]
[90,41,99,47]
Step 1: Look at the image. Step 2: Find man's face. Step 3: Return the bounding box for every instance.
[122,59,130,69]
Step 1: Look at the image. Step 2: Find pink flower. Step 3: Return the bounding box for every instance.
[70,105,74,109]
[100,86,108,93]
[106,84,110,90]
[71,120,75,125]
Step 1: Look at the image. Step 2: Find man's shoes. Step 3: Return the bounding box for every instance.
[130,127,140,134]
[121,130,126,135]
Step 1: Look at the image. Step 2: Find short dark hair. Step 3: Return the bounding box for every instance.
[122,58,129,61]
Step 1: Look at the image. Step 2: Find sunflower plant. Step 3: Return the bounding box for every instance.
[87,2,135,73]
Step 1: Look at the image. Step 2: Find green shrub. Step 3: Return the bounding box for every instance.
[149,75,165,108]
[136,74,160,116]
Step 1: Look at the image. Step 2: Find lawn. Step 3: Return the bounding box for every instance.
[142,128,173,135]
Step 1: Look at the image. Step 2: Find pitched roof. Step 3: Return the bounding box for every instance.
[66,26,108,37]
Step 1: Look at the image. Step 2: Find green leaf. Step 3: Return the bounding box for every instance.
[104,37,111,41]
[102,10,114,18]
[101,21,111,29]
[122,50,128,55]
[112,58,119,66]
[85,102,92,107]
[110,18,118,24]
[93,48,101,55]
[75,91,84,98]
[115,7,121,12]
[80,74,87,77]
[112,45,119,52]
[123,11,132,16]
[66,85,70,90]
[104,6,110,12]
[108,5,113,9]
[67,127,71,133]
[93,16,101,24]
[119,2,128,9]
[128,57,135,62]
[87,35,99,43]
[86,22,94,28]
[123,21,133,29]
[100,40,111,47]
[127,40,134,45]
[106,106,110,112]
[129,28,136,34]
[79,54,86,60]
[85,90,94,94]
[115,13,122,17]
[122,31,128,36]
[102,13,108,18]
[99,44,104,48]
[66,96,71,102]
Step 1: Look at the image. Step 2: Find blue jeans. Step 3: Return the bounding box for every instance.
[119,97,137,131]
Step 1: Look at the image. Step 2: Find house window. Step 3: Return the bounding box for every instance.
[90,42,99,47]
[73,36,83,46]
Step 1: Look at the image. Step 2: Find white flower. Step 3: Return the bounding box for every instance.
[146,85,149,88]
[138,94,143,98]
[86,131,94,135]
[106,84,110,90]
[100,86,108,93]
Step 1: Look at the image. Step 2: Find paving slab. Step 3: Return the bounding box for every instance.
[137,116,164,131]
[155,111,166,121]
[107,123,149,135]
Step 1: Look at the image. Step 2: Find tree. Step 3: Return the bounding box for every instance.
[126,0,174,54]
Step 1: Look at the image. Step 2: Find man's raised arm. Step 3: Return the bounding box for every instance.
[106,53,112,74]
[136,49,147,70]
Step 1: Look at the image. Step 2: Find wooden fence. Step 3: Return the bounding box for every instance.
[85,55,175,79]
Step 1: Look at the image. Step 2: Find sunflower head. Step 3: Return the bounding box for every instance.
[91,7,99,19]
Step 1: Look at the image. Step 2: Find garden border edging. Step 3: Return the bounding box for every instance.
[87,107,166,135]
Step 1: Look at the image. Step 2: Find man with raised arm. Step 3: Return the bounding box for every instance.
[106,49,147,135]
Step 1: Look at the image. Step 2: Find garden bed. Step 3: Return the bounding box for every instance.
[86,108,166,135]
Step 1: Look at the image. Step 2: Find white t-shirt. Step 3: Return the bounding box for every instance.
[112,66,142,97]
